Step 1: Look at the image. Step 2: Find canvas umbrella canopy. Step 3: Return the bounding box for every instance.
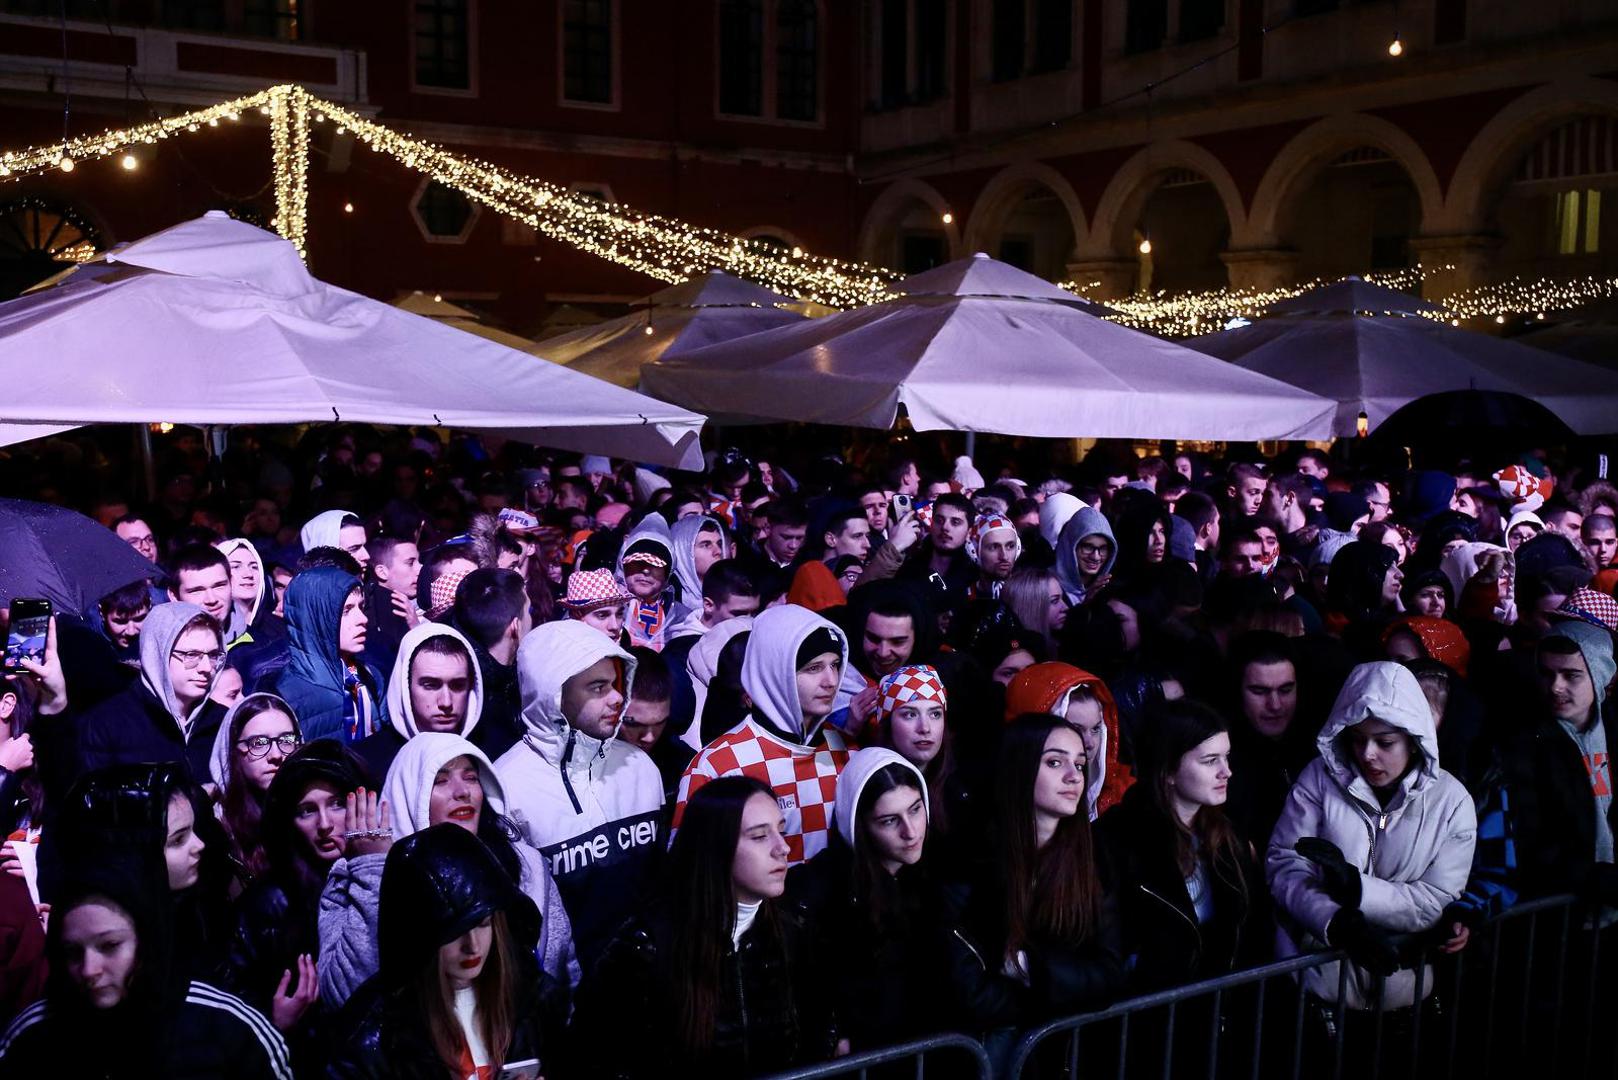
[391,290,551,354]
[0,212,705,467]
[642,253,1338,440]
[1185,276,1618,438]
[532,270,805,389]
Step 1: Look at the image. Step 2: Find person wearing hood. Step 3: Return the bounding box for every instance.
[572,775,832,1078]
[208,693,303,878]
[0,850,292,1079]
[1038,493,1086,555]
[1267,662,1476,1017]
[317,733,577,1010]
[1442,542,1517,626]
[72,602,229,785]
[218,538,281,651]
[786,747,945,1054]
[451,568,532,763]
[493,619,662,969]
[662,562,761,740]
[325,824,550,1078]
[683,616,754,751]
[669,514,730,615]
[353,622,493,782]
[1097,700,1264,993]
[271,567,387,745]
[674,605,853,865]
[1506,509,1545,552]
[1004,662,1134,820]
[617,514,679,652]
[299,509,369,570]
[1054,505,1117,607]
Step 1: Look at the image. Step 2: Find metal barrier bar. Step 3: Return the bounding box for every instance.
[757,1033,993,1080]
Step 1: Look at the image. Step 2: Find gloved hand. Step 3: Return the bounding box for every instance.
[1328,909,1401,978]
[1297,837,1362,908]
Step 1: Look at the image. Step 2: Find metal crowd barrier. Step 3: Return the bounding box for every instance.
[764,893,1603,1080]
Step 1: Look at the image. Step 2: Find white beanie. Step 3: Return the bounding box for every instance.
[951,455,986,492]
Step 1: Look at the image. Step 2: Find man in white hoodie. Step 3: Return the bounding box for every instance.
[494,619,664,968]
[673,604,852,865]
[299,509,370,570]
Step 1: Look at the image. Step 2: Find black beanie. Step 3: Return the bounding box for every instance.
[796,626,844,669]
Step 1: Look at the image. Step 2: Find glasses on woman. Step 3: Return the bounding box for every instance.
[237,733,301,758]
[171,648,226,669]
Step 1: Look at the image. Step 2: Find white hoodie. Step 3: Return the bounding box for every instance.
[677,616,754,751]
[1267,662,1476,1009]
[493,620,664,963]
[383,623,485,741]
[299,509,355,555]
[673,604,851,865]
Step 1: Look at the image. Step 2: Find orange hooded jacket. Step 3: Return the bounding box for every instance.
[1004,662,1134,818]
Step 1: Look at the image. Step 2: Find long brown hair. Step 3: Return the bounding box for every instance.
[664,775,777,1052]
[1143,701,1251,905]
[412,910,520,1075]
[221,694,299,878]
[996,714,1105,954]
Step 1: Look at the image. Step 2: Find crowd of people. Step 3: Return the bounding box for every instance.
[1,424,1616,1078]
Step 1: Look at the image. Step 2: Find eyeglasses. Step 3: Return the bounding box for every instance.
[238,733,301,758]
[171,649,226,669]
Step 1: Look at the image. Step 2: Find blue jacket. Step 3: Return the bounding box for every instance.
[271,568,387,743]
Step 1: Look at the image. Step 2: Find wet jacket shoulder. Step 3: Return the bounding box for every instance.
[71,683,224,790]
[1096,783,1265,991]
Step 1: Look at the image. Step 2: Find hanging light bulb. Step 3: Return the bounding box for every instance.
[120,153,139,171]
[58,156,75,173]
[941,211,954,225]
[343,201,354,214]
[1138,237,1153,255]
[1388,32,1404,57]
[643,324,655,336]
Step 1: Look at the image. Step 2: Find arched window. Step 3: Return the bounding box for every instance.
[0,197,104,299]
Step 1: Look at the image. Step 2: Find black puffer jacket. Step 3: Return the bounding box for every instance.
[325,824,549,1079]
[571,903,832,1079]
[1095,782,1266,992]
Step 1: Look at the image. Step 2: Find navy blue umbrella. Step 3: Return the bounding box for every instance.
[0,499,160,614]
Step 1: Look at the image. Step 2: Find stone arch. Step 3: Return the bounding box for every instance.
[1083,140,1248,256]
[1443,78,1618,234]
[1247,113,1444,248]
[856,177,963,268]
[962,161,1089,257]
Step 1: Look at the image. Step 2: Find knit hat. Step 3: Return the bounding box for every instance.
[1505,509,1546,538]
[796,626,845,669]
[1168,515,1198,564]
[560,568,635,614]
[1495,464,1554,513]
[876,664,948,724]
[1324,492,1371,532]
[1309,531,1355,569]
[1543,620,1617,708]
[580,455,612,477]
[951,455,986,492]
[426,566,474,620]
[1381,615,1471,676]
[967,514,1019,565]
[1553,586,1618,633]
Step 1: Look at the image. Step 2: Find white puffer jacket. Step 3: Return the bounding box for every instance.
[1267,662,1477,1009]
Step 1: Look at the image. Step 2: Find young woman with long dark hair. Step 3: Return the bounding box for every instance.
[873,665,958,837]
[942,714,1122,1063]
[787,748,942,1054]
[209,693,303,878]
[328,823,548,1078]
[1097,700,1263,992]
[573,775,831,1078]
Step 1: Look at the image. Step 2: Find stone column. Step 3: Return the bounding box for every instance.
[1219,248,1300,292]
[1065,258,1138,302]
[1407,234,1502,302]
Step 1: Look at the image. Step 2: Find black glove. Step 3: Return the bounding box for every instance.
[1297,837,1362,908]
[1328,909,1400,978]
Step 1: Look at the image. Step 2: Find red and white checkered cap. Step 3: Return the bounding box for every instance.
[1557,586,1618,632]
[561,568,636,611]
[621,551,668,571]
[968,513,1019,565]
[427,566,473,620]
[877,664,948,722]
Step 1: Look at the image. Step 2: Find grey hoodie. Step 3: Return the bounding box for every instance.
[1267,662,1476,1009]
[669,513,730,610]
[616,513,679,647]
[1054,505,1117,605]
[138,601,218,727]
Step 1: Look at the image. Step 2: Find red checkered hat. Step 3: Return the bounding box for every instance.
[1556,586,1618,633]
[877,665,948,722]
[968,514,1019,565]
[427,566,473,620]
[621,551,668,571]
[561,568,635,612]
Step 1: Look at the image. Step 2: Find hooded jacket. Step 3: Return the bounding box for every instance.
[271,567,387,744]
[215,538,272,647]
[617,514,679,650]
[1267,662,1477,1009]
[669,514,729,611]
[493,620,662,968]
[1442,542,1516,624]
[1038,493,1086,551]
[72,601,227,785]
[353,623,493,781]
[1054,506,1118,606]
[318,734,576,1006]
[325,825,548,1079]
[298,509,354,555]
[678,617,754,751]
[1004,662,1134,819]
[674,605,852,864]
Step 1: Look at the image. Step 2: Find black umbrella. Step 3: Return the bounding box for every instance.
[1369,390,1575,448]
[0,498,160,615]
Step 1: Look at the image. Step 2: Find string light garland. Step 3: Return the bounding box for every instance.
[2,84,1616,328]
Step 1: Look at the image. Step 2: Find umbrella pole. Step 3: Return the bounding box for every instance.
[135,424,156,502]
[964,430,977,460]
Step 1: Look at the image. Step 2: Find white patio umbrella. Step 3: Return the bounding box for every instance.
[0,212,705,467]
[391,290,551,355]
[642,253,1338,440]
[1185,276,1618,437]
[532,270,805,389]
